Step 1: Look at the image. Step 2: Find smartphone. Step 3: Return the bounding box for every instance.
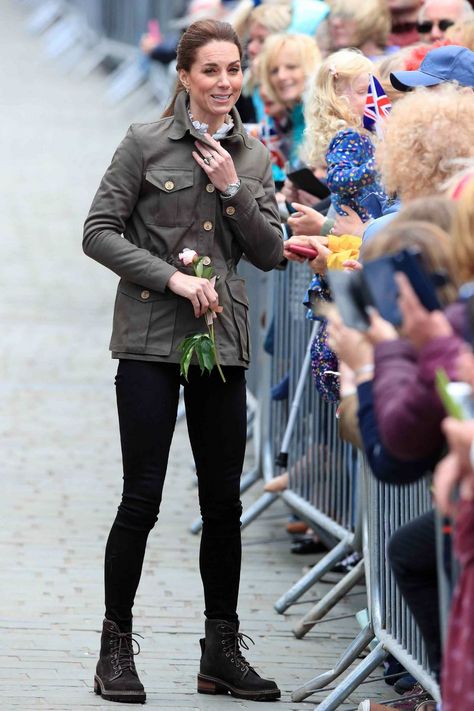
[286,243,318,259]
[286,168,331,200]
[363,249,441,326]
[326,269,375,332]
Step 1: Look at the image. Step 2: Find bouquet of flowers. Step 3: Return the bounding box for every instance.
[178,248,225,383]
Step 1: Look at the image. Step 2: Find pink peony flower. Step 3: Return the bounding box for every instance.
[179,248,198,266]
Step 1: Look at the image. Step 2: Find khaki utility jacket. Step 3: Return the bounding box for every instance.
[83,90,283,366]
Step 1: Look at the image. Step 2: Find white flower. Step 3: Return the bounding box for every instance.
[178,248,197,266]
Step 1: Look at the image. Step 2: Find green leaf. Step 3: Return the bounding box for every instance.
[202,267,214,280]
[195,260,204,278]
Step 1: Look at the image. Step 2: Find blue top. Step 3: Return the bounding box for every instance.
[326,129,388,221]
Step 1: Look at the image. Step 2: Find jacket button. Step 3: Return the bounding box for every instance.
[164,180,174,191]
[203,220,213,231]
[141,290,150,300]
[206,183,215,193]
[225,206,236,216]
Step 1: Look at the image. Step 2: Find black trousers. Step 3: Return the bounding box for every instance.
[104,360,247,632]
[388,510,441,680]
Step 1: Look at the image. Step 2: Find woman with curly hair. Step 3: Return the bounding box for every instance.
[379,83,474,203]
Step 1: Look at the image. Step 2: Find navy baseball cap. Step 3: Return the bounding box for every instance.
[390,46,474,91]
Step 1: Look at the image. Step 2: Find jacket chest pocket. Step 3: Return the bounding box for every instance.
[144,169,195,227]
[110,281,178,356]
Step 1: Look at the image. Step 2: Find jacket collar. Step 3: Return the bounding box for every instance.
[168,90,253,149]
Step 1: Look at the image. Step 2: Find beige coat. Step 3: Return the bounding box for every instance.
[83,90,283,367]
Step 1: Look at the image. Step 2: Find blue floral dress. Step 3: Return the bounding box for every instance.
[326,129,388,221]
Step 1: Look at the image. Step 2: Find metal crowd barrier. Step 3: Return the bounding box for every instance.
[292,459,441,710]
[232,261,441,708]
[237,261,365,631]
[21,0,181,110]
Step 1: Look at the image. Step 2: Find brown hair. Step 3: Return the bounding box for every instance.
[361,220,457,306]
[162,19,243,117]
[391,196,455,234]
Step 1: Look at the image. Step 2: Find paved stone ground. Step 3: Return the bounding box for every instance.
[0,3,389,710]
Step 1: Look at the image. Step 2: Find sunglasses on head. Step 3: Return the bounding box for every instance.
[416,18,455,33]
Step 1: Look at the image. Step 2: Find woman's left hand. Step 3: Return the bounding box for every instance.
[193,134,239,193]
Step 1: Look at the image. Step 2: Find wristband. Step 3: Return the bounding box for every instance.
[354,364,374,378]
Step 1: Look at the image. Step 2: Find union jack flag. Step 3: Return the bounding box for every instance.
[363,75,391,135]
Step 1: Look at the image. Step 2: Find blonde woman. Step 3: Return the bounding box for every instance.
[305,48,387,220]
[257,32,320,167]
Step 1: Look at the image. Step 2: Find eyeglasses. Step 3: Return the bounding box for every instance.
[416,18,455,33]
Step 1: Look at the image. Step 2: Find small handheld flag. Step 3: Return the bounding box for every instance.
[363,75,391,135]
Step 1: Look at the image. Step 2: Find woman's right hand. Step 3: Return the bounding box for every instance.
[287,202,325,235]
[167,271,219,319]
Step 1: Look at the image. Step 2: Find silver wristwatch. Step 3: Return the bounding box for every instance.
[220,180,241,198]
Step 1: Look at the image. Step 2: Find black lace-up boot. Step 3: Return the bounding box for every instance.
[197,619,281,701]
[94,619,146,704]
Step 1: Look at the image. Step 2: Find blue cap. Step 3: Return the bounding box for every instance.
[390,46,474,91]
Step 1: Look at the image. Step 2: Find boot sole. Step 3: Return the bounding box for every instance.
[197,673,281,701]
[94,675,146,704]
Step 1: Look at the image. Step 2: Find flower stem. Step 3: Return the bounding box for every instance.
[209,321,226,383]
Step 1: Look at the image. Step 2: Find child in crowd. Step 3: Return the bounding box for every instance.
[305,48,388,221]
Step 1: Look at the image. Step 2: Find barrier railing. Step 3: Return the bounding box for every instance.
[239,261,365,627]
[292,459,440,710]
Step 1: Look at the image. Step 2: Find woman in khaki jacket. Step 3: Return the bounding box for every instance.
[83,18,283,706]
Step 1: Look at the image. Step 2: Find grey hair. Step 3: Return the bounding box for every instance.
[419,0,474,22]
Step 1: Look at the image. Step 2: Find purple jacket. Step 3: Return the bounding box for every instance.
[373,302,467,460]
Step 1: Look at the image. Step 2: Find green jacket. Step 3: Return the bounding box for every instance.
[83,90,283,367]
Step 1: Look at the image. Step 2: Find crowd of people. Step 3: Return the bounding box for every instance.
[84,0,474,709]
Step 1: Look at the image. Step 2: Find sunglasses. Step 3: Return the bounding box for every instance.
[416,18,455,33]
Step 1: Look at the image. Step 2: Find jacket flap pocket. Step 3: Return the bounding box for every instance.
[145,169,194,193]
[241,175,265,199]
[226,278,249,307]
[118,280,169,303]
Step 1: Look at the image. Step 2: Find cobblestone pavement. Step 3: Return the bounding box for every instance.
[0,3,388,710]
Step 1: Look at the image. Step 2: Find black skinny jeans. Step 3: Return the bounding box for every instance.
[104,360,247,632]
[388,510,441,680]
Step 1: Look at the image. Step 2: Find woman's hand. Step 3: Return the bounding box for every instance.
[280,178,299,205]
[167,271,219,319]
[434,451,464,517]
[327,311,374,373]
[287,202,325,235]
[140,33,157,55]
[456,348,474,389]
[193,134,239,193]
[395,273,452,350]
[366,308,398,345]
[332,205,365,237]
[283,235,331,273]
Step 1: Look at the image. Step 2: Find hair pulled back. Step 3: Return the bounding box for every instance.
[162,19,242,117]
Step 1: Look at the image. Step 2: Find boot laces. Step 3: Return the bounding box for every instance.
[109,629,143,676]
[219,623,255,676]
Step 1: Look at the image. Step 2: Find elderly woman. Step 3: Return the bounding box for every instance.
[83,18,283,705]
